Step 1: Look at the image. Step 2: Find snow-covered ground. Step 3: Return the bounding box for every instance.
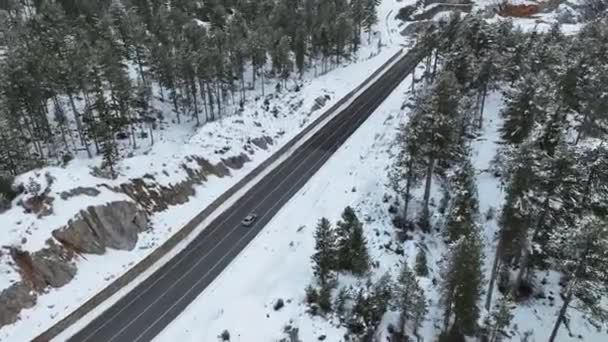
[152,3,605,342]
[155,52,420,342]
[156,84,606,342]
[0,7,407,340]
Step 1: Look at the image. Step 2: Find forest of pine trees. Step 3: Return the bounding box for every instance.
[0,0,381,177]
[304,11,608,342]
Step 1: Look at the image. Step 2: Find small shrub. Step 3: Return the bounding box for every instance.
[485,206,496,221]
[274,298,285,311]
[318,284,332,313]
[415,247,429,277]
[305,285,318,304]
[62,153,74,166]
[220,329,230,341]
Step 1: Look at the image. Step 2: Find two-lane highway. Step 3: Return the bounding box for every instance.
[67,45,427,342]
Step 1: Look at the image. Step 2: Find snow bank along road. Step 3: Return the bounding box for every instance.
[59,46,427,342]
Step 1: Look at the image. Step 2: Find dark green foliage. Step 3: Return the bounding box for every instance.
[484,296,513,342]
[415,247,429,277]
[348,275,393,339]
[305,284,318,305]
[311,217,337,286]
[441,229,485,336]
[335,206,370,275]
[318,282,333,313]
[444,152,479,243]
[0,0,379,173]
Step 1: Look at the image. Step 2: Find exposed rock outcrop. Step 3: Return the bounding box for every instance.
[251,136,274,150]
[59,187,101,201]
[116,153,251,213]
[52,201,148,254]
[0,149,253,328]
[11,241,77,291]
[0,283,36,326]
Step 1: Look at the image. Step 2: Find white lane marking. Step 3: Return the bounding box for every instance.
[107,81,380,342]
[138,68,409,342]
[72,50,405,342]
[133,79,397,342]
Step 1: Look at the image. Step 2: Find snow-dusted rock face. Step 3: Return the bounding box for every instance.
[53,201,148,254]
[0,201,146,328]
[0,283,36,327]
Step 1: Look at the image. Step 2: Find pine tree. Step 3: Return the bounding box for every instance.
[498,76,545,145]
[547,216,608,342]
[485,296,513,342]
[394,262,419,331]
[441,228,485,337]
[444,152,479,243]
[390,121,426,223]
[411,286,428,340]
[318,281,333,313]
[412,71,461,229]
[311,217,337,286]
[349,275,393,339]
[415,246,429,277]
[335,206,369,275]
[362,0,379,43]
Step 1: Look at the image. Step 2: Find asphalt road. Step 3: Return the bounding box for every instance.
[68,46,426,342]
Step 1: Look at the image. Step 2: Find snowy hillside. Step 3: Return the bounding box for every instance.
[157,4,608,342]
[0,1,414,339]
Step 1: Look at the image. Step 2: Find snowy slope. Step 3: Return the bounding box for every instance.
[156,80,606,342]
[154,54,420,342]
[0,20,405,342]
[154,5,608,339]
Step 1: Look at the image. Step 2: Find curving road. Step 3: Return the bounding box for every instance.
[66,46,426,342]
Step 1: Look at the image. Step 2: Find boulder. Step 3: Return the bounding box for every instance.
[251,136,274,150]
[53,217,105,254]
[52,201,148,253]
[82,201,147,251]
[0,282,36,326]
[30,241,77,288]
[222,153,250,170]
[59,187,101,201]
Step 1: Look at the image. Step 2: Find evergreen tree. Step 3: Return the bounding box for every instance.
[547,216,608,342]
[362,0,379,43]
[499,76,545,145]
[411,71,461,228]
[444,152,479,243]
[440,228,485,337]
[390,121,426,223]
[414,246,429,277]
[348,275,393,340]
[393,261,427,337]
[311,217,337,286]
[335,206,370,275]
[485,296,513,342]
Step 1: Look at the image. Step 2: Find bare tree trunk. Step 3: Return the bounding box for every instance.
[171,89,180,124]
[68,93,92,158]
[486,243,502,310]
[191,80,200,126]
[198,79,209,122]
[403,160,414,220]
[261,68,265,97]
[548,288,573,342]
[574,109,590,145]
[206,82,215,121]
[431,48,439,82]
[422,156,435,229]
